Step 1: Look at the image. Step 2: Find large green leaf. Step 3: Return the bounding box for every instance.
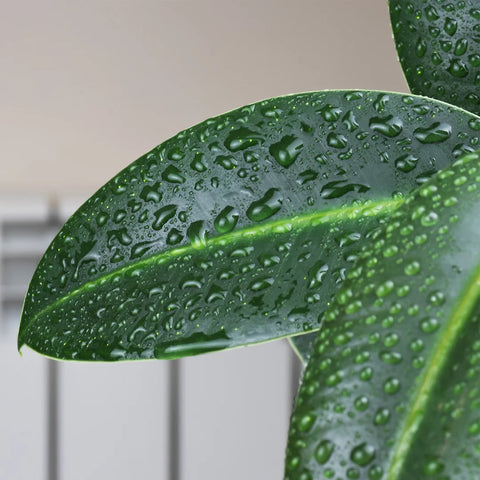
[390,0,480,114]
[18,91,480,361]
[285,150,480,479]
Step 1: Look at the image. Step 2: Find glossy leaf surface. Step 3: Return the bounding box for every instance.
[18,91,480,361]
[285,151,480,479]
[390,0,480,115]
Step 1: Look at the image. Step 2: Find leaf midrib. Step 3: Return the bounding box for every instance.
[19,197,403,348]
[386,260,480,479]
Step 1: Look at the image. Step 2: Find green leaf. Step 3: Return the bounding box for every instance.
[285,151,480,479]
[18,91,480,361]
[390,0,480,115]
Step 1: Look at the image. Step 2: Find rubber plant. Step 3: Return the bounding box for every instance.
[18,2,480,478]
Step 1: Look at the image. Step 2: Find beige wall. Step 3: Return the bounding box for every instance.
[1,0,408,197]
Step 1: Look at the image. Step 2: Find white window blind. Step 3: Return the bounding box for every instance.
[0,195,301,480]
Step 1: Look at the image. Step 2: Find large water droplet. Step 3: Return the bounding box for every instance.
[447,59,469,78]
[327,132,348,149]
[319,104,342,122]
[350,443,376,466]
[224,127,263,152]
[414,123,452,143]
[269,135,304,168]
[215,155,238,170]
[187,221,208,248]
[314,439,335,465]
[369,116,403,137]
[162,165,186,184]
[153,204,177,231]
[321,180,370,199]
[246,188,283,222]
[444,17,457,36]
[214,206,238,234]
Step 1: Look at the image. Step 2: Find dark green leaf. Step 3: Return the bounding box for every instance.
[18,91,480,361]
[390,0,480,114]
[285,151,480,479]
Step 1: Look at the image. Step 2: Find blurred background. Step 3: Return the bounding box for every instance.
[0,1,407,479]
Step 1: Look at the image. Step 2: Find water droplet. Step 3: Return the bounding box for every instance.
[215,155,237,170]
[420,317,440,333]
[342,110,359,132]
[162,165,186,184]
[354,395,370,411]
[297,169,318,185]
[297,413,316,432]
[359,367,373,381]
[131,240,156,259]
[214,206,238,234]
[374,407,390,425]
[373,93,390,112]
[314,439,335,465]
[96,212,109,227]
[246,188,283,222]
[384,332,399,347]
[308,262,329,288]
[428,290,445,306]
[269,134,304,168]
[423,457,444,475]
[153,204,177,230]
[416,38,427,57]
[383,377,401,394]
[350,443,376,466]
[187,221,208,248]
[319,104,342,122]
[395,154,419,173]
[327,132,348,149]
[369,116,403,137]
[249,277,274,292]
[376,280,394,297]
[454,38,468,56]
[414,123,452,143]
[166,228,183,245]
[224,127,263,152]
[107,228,132,247]
[421,211,439,226]
[444,17,458,36]
[405,261,421,276]
[140,183,163,203]
[447,59,469,78]
[321,180,370,199]
[380,351,403,365]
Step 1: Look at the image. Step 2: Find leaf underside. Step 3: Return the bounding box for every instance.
[285,151,480,479]
[390,0,480,115]
[18,90,480,361]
